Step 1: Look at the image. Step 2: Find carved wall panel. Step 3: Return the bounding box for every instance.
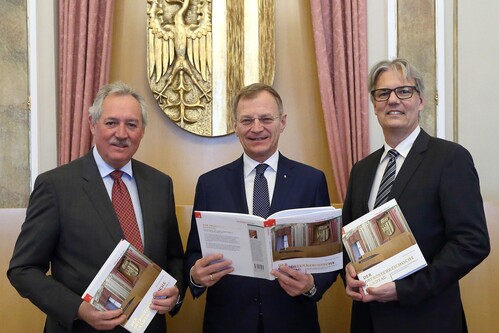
[147,0,275,136]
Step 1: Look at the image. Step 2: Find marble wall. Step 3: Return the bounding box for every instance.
[0,0,30,208]
[398,0,437,136]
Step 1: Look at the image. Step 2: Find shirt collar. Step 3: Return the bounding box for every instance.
[243,150,279,177]
[380,126,420,162]
[92,147,133,178]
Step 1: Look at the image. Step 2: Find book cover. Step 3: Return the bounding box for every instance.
[82,240,177,333]
[195,206,342,280]
[342,199,427,291]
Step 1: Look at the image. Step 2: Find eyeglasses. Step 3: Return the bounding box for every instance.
[371,86,419,102]
[238,116,280,126]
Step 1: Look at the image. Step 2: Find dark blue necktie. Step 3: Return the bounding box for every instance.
[253,164,270,218]
[374,149,399,208]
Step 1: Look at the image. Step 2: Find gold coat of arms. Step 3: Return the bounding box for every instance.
[147,0,275,136]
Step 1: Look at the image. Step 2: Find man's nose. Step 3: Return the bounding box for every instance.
[387,90,401,103]
[115,123,128,137]
[250,119,264,131]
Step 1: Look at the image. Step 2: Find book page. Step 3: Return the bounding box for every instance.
[195,211,273,279]
[269,208,343,274]
[82,240,177,333]
[342,199,427,291]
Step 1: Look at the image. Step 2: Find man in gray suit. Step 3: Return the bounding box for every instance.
[343,58,490,333]
[8,82,184,332]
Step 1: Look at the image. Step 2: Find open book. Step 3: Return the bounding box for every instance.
[81,240,177,333]
[195,206,342,280]
[342,199,427,292]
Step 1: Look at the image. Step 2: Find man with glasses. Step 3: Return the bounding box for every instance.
[184,83,337,332]
[342,58,490,333]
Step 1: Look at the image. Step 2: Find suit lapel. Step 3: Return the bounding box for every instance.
[391,130,430,199]
[133,161,155,253]
[361,149,384,210]
[227,156,250,214]
[81,151,124,245]
[270,154,294,213]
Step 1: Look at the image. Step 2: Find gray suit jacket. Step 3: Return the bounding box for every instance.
[343,129,490,333]
[8,150,184,333]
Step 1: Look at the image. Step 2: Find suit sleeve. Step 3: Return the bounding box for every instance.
[7,174,83,330]
[164,178,186,312]
[183,178,207,298]
[396,145,490,305]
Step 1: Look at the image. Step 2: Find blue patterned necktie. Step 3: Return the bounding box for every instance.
[253,164,270,218]
[374,149,400,208]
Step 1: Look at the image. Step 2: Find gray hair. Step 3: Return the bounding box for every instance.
[368,58,425,102]
[88,81,148,126]
[231,83,284,121]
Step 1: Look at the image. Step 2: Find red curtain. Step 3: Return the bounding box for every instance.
[58,0,115,165]
[310,0,370,200]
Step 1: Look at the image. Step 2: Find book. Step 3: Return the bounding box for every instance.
[195,206,342,280]
[341,199,427,292]
[81,239,177,333]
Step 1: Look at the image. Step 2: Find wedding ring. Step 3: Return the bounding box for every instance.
[209,274,214,281]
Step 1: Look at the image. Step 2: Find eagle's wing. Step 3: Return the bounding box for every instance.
[147,0,212,83]
[147,0,174,83]
[186,1,212,81]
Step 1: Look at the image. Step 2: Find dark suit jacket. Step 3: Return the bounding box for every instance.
[184,153,337,333]
[343,129,490,333]
[8,150,185,333]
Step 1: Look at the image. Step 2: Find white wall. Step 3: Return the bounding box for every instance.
[29,0,57,183]
[33,0,499,201]
[366,0,499,201]
[457,1,499,201]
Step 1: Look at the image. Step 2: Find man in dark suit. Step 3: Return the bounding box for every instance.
[8,82,185,332]
[343,58,490,333]
[184,83,337,333]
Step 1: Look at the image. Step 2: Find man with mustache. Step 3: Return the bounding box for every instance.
[184,83,338,333]
[342,58,490,333]
[8,82,185,333]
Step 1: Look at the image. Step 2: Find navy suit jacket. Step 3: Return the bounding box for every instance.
[343,129,490,333]
[184,153,337,333]
[8,150,185,333]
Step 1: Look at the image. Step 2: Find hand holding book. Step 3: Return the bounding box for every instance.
[195,206,343,280]
[81,240,177,333]
[341,199,427,293]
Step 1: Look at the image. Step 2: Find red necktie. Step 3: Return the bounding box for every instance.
[110,170,144,252]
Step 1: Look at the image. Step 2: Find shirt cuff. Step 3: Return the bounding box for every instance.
[189,266,205,288]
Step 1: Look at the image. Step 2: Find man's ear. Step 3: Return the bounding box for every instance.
[88,115,96,135]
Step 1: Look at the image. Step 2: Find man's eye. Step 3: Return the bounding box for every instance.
[261,117,274,124]
[105,121,117,127]
[377,90,390,98]
[127,123,138,129]
[240,119,252,125]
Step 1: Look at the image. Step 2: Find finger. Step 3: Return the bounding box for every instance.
[271,269,293,283]
[208,266,234,283]
[277,265,305,280]
[153,285,178,299]
[199,253,224,266]
[208,259,233,273]
[98,309,124,320]
[346,263,357,277]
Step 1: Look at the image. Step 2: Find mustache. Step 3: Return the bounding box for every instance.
[109,138,131,148]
